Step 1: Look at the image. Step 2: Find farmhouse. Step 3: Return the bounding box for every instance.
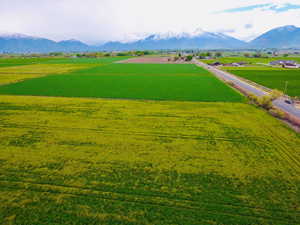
[209,62,222,66]
[282,63,300,69]
[209,62,246,67]
[269,60,296,66]
[223,62,245,67]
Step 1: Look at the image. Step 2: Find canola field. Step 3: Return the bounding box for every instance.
[0,57,299,225]
[0,57,129,85]
[0,64,92,85]
[0,95,300,225]
[0,63,244,102]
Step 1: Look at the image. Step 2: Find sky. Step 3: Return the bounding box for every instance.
[0,0,300,44]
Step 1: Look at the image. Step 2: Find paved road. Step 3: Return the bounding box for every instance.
[194,59,300,119]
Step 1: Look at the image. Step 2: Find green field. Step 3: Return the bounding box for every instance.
[0,95,300,225]
[0,57,54,68]
[46,56,130,64]
[0,56,129,68]
[200,56,300,65]
[226,69,300,97]
[0,63,244,102]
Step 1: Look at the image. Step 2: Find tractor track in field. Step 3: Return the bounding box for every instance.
[263,127,300,173]
[1,170,299,217]
[0,123,267,144]
[270,131,300,173]
[0,178,298,224]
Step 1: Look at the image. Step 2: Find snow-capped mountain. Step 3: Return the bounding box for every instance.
[0,32,39,39]
[150,28,206,40]
[1,25,300,53]
[249,25,300,48]
[100,29,246,51]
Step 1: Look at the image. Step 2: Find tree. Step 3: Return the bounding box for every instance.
[185,55,193,61]
[198,53,206,59]
[49,52,63,56]
[135,51,144,56]
[117,52,127,56]
[253,53,262,58]
[215,52,222,58]
[244,53,250,58]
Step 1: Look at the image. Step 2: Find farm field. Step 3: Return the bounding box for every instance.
[200,56,300,66]
[45,56,131,64]
[225,69,300,97]
[119,56,176,63]
[0,64,92,85]
[0,57,54,67]
[0,63,244,102]
[0,57,130,85]
[0,95,300,225]
[0,56,130,68]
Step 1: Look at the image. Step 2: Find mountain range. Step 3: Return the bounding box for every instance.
[0,25,299,53]
[249,25,300,49]
[100,29,246,51]
[0,34,91,53]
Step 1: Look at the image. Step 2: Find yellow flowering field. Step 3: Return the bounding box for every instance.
[0,64,92,85]
[0,95,299,224]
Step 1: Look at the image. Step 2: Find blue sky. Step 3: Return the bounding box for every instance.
[220,4,272,13]
[269,3,300,12]
[0,0,299,43]
[220,2,300,13]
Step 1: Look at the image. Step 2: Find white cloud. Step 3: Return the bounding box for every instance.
[0,0,299,44]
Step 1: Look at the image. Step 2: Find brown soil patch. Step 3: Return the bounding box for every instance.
[118,57,189,64]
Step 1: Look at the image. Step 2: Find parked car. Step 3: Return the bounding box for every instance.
[285,99,293,104]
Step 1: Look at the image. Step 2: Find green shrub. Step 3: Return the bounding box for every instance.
[248,94,273,110]
[270,89,283,100]
[117,52,127,56]
[185,55,193,61]
[248,94,259,104]
[269,108,286,119]
[292,96,300,101]
[257,95,273,110]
